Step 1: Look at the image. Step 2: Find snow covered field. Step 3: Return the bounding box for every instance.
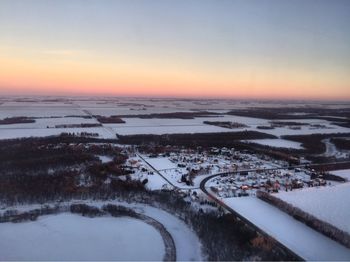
[0,105,84,118]
[0,127,116,139]
[276,183,350,234]
[246,139,304,149]
[330,169,350,181]
[143,156,178,170]
[0,117,98,129]
[0,213,165,261]
[126,202,203,261]
[1,99,350,148]
[222,197,350,261]
[0,201,203,261]
[108,115,350,138]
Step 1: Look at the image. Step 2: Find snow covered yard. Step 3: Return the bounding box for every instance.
[143,156,178,170]
[276,183,350,234]
[222,197,350,260]
[0,213,165,261]
[126,156,173,190]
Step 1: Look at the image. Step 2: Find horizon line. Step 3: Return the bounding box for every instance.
[0,93,349,103]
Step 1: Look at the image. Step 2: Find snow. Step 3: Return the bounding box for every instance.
[143,157,178,170]
[246,139,304,149]
[276,183,350,234]
[145,173,172,190]
[321,139,349,159]
[0,213,165,261]
[98,155,113,163]
[0,127,116,139]
[329,169,350,181]
[137,155,215,189]
[127,156,173,190]
[0,201,203,261]
[102,114,350,138]
[222,197,350,261]
[125,202,203,261]
[113,124,230,135]
[0,105,84,118]
[0,117,98,129]
[1,99,350,142]
[260,124,350,137]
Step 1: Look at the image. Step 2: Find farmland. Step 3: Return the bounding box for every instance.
[0,97,350,261]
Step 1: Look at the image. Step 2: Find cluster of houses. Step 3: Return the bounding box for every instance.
[208,167,328,198]
[122,145,331,202]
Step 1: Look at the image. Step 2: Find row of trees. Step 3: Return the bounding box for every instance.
[0,136,131,204]
[257,191,350,249]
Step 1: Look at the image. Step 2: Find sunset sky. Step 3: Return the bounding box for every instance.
[0,0,349,100]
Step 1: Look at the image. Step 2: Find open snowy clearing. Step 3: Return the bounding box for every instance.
[222,197,350,261]
[0,105,85,118]
[83,105,194,116]
[245,139,304,149]
[329,169,350,181]
[0,201,203,261]
[113,124,230,135]
[0,127,116,139]
[1,101,350,147]
[109,116,350,145]
[143,157,178,170]
[0,117,99,129]
[276,183,350,234]
[145,173,173,190]
[0,213,165,261]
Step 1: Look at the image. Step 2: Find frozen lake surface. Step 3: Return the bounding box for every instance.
[0,213,165,261]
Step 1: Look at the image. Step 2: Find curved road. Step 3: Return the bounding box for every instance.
[199,174,303,260]
[199,161,350,261]
[139,152,350,260]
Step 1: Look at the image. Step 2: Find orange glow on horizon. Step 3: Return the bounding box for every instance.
[0,51,349,101]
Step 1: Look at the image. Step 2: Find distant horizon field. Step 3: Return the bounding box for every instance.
[0,98,350,151]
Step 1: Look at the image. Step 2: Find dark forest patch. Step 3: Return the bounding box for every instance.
[117,131,276,148]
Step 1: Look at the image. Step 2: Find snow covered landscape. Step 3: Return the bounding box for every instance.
[0,201,203,261]
[1,0,350,260]
[1,99,350,148]
[330,169,350,181]
[221,197,350,261]
[0,97,350,261]
[0,214,165,261]
[276,183,350,234]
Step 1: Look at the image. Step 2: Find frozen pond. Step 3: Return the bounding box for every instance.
[0,213,165,261]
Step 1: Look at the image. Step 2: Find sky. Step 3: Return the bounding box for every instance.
[0,0,349,100]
